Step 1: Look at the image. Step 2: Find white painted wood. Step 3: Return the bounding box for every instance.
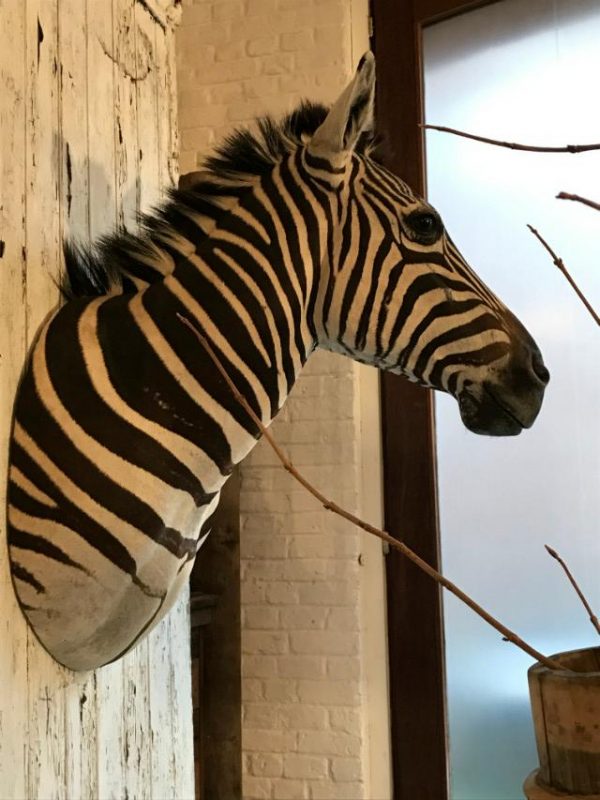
[85,7,129,793]
[87,0,119,240]
[22,5,67,798]
[114,0,142,230]
[147,16,194,796]
[0,2,194,797]
[0,5,30,798]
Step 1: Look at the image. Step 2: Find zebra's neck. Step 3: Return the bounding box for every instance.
[153,163,328,466]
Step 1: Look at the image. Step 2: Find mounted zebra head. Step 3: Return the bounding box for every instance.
[9,52,549,672]
[301,52,548,435]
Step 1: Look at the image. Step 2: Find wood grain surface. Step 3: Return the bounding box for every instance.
[0,2,193,797]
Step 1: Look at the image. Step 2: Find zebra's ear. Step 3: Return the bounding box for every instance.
[308,52,375,156]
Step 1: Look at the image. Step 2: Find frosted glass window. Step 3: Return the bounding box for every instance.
[423,2,600,799]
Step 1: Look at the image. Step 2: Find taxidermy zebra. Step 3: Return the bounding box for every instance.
[7,53,549,671]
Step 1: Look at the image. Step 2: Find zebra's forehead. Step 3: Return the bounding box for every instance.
[355,154,423,208]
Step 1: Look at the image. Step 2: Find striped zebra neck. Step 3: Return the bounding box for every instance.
[152,159,328,469]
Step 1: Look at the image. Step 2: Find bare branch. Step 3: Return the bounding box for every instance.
[178,313,565,672]
[527,225,600,326]
[557,192,600,213]
[422,124,600,154]
[545,546,600,637]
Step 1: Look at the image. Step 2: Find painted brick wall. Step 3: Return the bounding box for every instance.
[176,2,391,798]
[238,352,366,800]
[177,0,352,174]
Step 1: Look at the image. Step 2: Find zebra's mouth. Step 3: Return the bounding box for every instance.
[458,386,524,436]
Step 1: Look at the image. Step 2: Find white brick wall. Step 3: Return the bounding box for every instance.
[177,2,391,797]
[176,0,351,174]
[239,351,368,800]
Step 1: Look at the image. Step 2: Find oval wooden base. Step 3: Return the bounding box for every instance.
[524,770,600,799]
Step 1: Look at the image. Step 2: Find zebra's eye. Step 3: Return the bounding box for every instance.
[406,211,442,243]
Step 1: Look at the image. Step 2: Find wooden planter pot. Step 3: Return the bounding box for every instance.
[524,647,600,799]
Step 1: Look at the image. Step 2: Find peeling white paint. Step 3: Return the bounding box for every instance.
[0,2,193,797]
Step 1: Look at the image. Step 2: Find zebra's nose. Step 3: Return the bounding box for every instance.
[531,350,550,385]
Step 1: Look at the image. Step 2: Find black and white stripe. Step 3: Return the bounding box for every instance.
[7,52,547,670]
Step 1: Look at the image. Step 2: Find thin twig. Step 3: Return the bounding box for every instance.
[545,546,600,637]
[527,224,600,326]
[557,192,600,213]
[422,124,600,153]
[178,313,565,671]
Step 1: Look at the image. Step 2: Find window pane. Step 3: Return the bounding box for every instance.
[423,2,600,798]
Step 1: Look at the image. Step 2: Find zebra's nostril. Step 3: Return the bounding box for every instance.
[531,352,550,385]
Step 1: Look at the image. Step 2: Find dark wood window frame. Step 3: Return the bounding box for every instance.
[371,2,501,798]
[189,470,242,800]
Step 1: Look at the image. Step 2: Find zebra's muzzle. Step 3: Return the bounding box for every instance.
[457,316,549,436]
[458,387,527,436]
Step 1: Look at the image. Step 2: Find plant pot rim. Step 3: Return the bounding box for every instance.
[529,645,600,680]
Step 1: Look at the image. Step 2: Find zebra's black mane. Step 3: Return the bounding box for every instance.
[61,100,376,299]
